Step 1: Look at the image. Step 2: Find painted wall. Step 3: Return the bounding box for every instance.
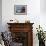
[0,0,2,32]
[2,0,40,31]
[40,0,46,13]
[2,0,46,46]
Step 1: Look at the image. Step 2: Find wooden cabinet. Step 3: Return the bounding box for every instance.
[7,23,34,46]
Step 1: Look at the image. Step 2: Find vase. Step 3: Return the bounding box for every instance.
[39,40,45,46]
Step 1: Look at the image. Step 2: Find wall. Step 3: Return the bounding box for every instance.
[40,0,46,31]
[40,0,46,13]
[2,0,40,30]
[2,0,46,46]
[0,0,2,32]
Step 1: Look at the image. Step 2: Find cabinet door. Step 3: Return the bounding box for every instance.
[11,32,28,46]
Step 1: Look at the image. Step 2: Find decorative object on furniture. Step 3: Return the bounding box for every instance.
[25,20,30,23]
[36,25,45,46]
[9,19,19,23]
[14,5,27,15]
[7,23,34,46]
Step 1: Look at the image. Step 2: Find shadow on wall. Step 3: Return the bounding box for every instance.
[0,0,2,32]
[40,0,46,13]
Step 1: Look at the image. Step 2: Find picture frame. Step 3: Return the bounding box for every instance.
[14,5,27,15]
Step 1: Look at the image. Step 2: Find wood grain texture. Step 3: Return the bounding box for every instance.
[7,23,34,46]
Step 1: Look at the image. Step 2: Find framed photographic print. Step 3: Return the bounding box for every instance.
[14,5,27,15]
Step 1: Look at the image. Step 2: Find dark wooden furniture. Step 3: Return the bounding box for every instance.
[7,23,34,46]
